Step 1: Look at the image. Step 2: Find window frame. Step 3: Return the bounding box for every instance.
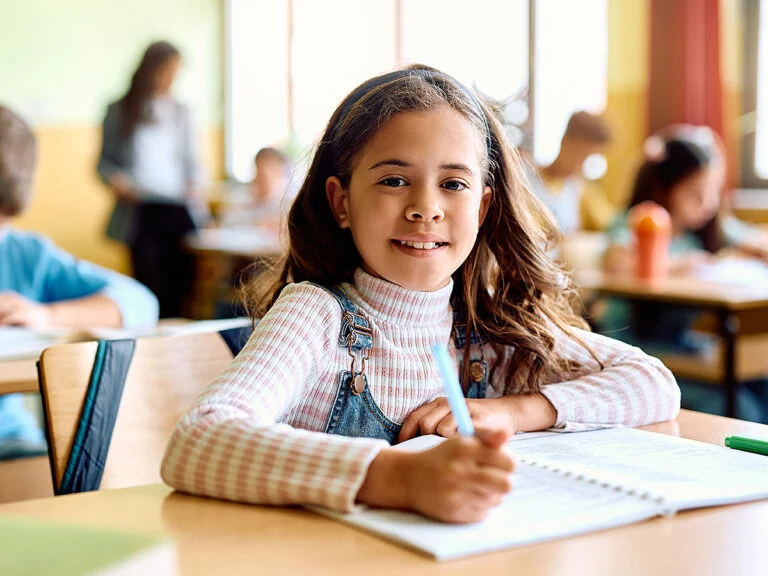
[742,0,768,187]
[225,0,607,180]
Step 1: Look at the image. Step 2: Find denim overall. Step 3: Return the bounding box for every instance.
[316,285,488,445]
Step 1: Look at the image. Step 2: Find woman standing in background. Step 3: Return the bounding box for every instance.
[97,41,205,318]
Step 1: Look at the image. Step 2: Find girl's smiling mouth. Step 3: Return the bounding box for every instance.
[391,238,449,256]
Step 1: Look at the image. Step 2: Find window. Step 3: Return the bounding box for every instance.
[754,0,768,179]
[226,0,607,180]
[532,0,607,166]
[742,0,768,187]
[291,1,396,149]
[226,0,290,182]
[400,0,528,102]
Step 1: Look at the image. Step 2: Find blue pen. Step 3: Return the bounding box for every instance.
[431,344,475,436]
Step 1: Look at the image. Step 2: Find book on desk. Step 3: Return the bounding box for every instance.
[0,516,176,575]
[314,427,768,560]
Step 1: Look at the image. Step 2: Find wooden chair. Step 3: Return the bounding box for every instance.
[38,332,237,493]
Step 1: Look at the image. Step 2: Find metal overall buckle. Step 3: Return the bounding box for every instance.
[344,310,373,396]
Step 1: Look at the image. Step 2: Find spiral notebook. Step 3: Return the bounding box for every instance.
[313,427,768,560]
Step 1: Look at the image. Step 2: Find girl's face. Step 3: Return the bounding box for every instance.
[154,56,181,96]
[666,164,724,231]
[326,105,492,292]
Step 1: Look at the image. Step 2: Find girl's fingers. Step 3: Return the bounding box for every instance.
[470,467,514,495]
[399,403,435,442]
[417,405,453,436]
[436,414,458,438]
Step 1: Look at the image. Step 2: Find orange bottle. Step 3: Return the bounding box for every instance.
[628,201,672,281]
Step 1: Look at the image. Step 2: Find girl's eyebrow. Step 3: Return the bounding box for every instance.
[367,159,475,176]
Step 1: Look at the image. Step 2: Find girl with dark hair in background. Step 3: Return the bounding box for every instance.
[599,125,768,422]
[97,40,205,318]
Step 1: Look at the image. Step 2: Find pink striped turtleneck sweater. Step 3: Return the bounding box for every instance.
[161,269,680,511]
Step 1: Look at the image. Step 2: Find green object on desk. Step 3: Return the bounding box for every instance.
[724,435,768,456]
[0,516,176,575]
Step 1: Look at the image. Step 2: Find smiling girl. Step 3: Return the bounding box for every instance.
[161,66,680,524]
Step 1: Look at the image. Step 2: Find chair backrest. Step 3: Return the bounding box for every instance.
[38,332,235,493]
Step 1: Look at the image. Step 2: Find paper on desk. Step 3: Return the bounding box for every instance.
[0,327,70,361]
[692,259,768,286]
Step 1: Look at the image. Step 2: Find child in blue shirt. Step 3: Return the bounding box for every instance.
[0,105,159,459]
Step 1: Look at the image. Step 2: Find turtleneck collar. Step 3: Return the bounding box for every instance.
[342,268,454,326]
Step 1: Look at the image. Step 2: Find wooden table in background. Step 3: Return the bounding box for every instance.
[1,411,767,575]
[0,360,39,396]
[0,319,209,398]
[575,269,768,418]
[184,228,282,319]
[733,188,768,224]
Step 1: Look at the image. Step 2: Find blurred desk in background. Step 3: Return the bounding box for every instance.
[0,319,249,397]
[733,188,768,224]
[205,180,250,219]
[184,227,283,319]
[575,268,768,418]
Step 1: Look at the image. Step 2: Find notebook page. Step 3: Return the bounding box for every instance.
[509,427,768,510]
[313,460,657,560]
[392,430,559,453]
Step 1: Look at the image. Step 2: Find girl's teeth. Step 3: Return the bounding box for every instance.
[399,241,441,250]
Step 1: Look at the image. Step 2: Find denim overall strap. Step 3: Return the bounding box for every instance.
[58,339,136,495]
[322,286,374,352]
[310,284,400,444]
[452,312,488,400]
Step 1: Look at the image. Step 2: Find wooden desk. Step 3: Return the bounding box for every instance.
[0,319,233,397]
[733,188,768,224]
[0,360,39,396]
[1,411,767,575]
[575,269,768,418]
[184,228,282,319]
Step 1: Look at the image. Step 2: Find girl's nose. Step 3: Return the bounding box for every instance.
[404,187,445,223]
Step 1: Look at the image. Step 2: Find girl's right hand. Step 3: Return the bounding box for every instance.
[358,428,515,524]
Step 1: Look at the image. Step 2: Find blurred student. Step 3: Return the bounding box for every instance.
[219,148,289,230]
[0,105,159,459]
[98,41,205,318]
[599,125,768,422]
[530,111,615,234]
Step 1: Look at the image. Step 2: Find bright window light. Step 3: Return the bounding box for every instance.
[533,0,607,166]
[755,0,768,178]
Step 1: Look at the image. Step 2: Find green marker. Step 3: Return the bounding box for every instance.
[724,436,768,456]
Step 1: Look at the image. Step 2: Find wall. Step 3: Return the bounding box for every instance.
[721,0,743,185]
[1,0,224,272]
[603,0,744,207]
[603,0,650,207]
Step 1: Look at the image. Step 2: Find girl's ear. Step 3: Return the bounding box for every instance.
[326,176,351,229]
[478,185,493,227]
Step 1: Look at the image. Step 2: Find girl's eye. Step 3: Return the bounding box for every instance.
[442,180,468,192]
[379,176,408,188]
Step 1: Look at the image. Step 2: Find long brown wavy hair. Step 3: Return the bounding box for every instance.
[118,41,180,138]
[245,65,595,393]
